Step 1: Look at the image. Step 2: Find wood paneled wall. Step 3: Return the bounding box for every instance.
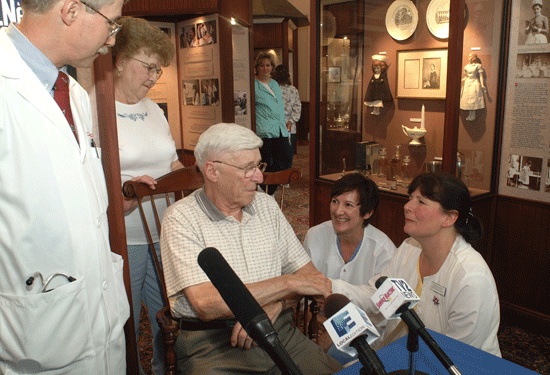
[123,0,219,16]
[122,0,252,26]
[253,23,284,49]
[492,196,550,335]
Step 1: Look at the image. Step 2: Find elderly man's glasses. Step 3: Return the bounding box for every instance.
[81,0,122,38]
[213,161,267,178]
[130,57,163,79]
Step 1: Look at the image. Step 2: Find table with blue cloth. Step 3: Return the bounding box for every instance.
[334,329,537,374]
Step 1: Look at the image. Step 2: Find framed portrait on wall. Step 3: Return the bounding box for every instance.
[328,66,341,83]
[396,49,448,99]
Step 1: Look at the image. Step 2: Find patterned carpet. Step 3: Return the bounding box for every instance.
[138,144,550,374]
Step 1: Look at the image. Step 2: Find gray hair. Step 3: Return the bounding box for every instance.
[194,123,263,170]
[111,17,175,67]
[22,0,122,14]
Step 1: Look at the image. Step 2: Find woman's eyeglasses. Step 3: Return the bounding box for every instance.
[130,57,163,79]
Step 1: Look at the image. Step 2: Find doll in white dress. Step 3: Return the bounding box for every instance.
[460,54,487,121]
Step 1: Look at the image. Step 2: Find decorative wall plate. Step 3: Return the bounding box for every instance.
[426,0,450,39]
[322,10,337,46]
[386,0,419,41]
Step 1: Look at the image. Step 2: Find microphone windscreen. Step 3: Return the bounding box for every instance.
[324,293,351,318]
[375,276,388,289]
[198,247,265,327]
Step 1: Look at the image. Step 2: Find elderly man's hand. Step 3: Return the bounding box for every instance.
[230,322,256,350]
[288,269,333,298]
[229,300,284,350]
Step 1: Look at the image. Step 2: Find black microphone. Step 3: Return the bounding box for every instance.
[324,294,388,375]
[375,277,462,375]
[197,247,303,375]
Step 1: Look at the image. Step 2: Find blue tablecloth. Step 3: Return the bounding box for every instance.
[335,330,537,374]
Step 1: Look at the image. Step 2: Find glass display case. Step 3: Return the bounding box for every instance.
[315,0,505,198]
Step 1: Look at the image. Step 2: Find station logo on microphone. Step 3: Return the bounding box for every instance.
[323,302,380,352]
[330,309,357,337]
[371,278,420,320]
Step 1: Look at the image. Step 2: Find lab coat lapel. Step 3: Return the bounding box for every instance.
[16,76,82,148]
[0,31,81,149]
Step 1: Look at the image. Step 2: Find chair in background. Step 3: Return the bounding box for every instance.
[262,167,302,208]
[122,166,204,375]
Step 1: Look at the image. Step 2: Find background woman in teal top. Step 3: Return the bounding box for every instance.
[254,52,293,194]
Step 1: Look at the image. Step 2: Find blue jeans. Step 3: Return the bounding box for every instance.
[128,243,165,375]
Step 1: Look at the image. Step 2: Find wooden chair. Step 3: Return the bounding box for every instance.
[262,167,302,208]
[293,296,324,344]
[122,166,204,375]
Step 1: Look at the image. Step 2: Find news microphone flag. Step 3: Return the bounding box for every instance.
[323,301,380,356]
[371,278,420,320]
[372,277,462,375]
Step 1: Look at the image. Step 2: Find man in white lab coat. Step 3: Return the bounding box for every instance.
[0,0,129,373]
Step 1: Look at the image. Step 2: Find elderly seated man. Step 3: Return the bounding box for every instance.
[160,123,343,374]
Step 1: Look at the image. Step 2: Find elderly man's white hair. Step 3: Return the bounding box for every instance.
[194,123,263,170]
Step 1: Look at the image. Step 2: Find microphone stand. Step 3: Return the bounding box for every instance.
[398,306,462,375]
[386,330,429,375]
[407,331,419,375]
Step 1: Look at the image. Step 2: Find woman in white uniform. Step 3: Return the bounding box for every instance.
[304,173,395,286]
[332,173,501,357]
[305,173,396,364]
[112,17,184,375]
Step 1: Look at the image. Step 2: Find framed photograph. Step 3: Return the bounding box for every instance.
[328,66,341,83]
[396,49,448,99]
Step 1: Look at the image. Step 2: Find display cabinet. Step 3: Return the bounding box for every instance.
[310,0,506,249]
[311,0,550,335]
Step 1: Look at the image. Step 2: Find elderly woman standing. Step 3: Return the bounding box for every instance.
[332,173,501,357]
[112,17,184,374]
[254,52,293,194]
[272,64,301,161]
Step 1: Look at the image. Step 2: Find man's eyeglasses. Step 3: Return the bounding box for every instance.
[130,57,163,79]
[81,0,122,38]
[213,161,267,178]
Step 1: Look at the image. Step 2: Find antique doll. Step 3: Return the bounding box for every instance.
[364,55,393,115]
[460,53,487,121]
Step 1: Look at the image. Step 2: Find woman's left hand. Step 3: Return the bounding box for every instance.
[131,174,157,189]
[122,175,157,212]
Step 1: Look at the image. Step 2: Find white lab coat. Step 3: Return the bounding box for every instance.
[0,29,130,374]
